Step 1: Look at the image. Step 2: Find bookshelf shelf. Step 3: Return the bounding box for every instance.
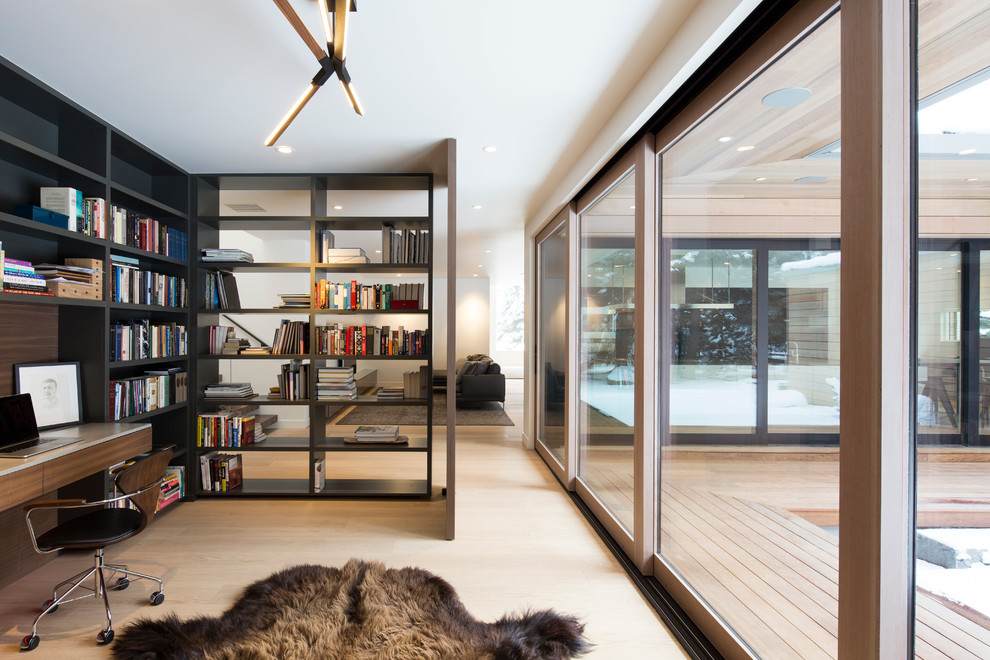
[196,436,309,451]
[0,55,191,509]
[199,395,313,405]
[109,356,189,369]
[315,436,428,452]
[193,173,434,499]
[116,401,188,423]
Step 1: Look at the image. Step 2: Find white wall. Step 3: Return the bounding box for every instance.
[433,277,491,370]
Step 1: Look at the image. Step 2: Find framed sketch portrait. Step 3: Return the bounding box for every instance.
[14,362,83,430]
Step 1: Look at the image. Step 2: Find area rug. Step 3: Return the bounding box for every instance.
[335,394,513,426]
[112,559,588,660]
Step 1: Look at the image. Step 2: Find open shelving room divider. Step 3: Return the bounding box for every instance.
[192,174,438,499]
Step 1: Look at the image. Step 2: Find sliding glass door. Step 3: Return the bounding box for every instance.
[577,167,637,534]
[536,213,569,471]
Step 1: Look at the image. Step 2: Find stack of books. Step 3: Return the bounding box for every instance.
[240,345,272,355]
[376,387,404,400]
[350,425,403,443]
[315,366,356,400]
[322,247,370,264]
[2,257,52,296]
[203,382,254,399]
[157,466,185,512]
[276,293,311,309]
[201,248,254,263]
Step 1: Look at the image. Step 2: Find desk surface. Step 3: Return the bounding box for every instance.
[0,422,152,478]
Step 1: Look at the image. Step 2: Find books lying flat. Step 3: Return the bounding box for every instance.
[376,387,404,400]
[344,435,409,445]
[204,383,254,398]
[354,425,399,439]
[322,248,370,264]
[201,248,254,263]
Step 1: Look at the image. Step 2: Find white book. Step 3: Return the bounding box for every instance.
[40,187,82,232]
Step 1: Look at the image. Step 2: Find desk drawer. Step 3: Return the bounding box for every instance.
[42,428,152,491]
[0,464,44,510]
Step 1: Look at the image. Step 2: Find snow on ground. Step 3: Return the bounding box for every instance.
[580,377,840,429]
[917,557,990,618]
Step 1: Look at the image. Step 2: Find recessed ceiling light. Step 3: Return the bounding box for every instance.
[754,177,767,182]
[965,177,980,181]
[737,145,755,152]
[375,250,381,253]
[477,264,483,268]
[629,205,636,210]
[473,273,479,277]
[274,145,294,154]
[762,87,812,108]
[959,148,977,156]
[484,250,491,253]
[332,205,343,210]
[717,136,733,143]
[795,175,829,183]
[472,205,482,210]
[483,146,498,153]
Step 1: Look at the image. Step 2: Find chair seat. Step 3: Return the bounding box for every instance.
[36,507,144,551]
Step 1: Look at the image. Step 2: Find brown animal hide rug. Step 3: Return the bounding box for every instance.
[111,559,589,659]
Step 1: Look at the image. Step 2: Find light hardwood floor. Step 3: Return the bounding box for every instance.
[0,379,689,659]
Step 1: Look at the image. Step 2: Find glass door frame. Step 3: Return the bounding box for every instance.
[666,237,841,446]
[534,205,577,486]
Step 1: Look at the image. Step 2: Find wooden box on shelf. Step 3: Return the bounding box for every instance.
[47,280,101,300]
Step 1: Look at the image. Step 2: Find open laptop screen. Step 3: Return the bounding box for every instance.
[0,393,41,444]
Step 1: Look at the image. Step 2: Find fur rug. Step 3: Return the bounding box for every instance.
[112,559,589,659]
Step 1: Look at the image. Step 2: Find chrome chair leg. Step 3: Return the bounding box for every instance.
[30,564,99,639]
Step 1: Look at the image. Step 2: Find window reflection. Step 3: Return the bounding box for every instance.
[538,223,568,462]
[579,169,636,533]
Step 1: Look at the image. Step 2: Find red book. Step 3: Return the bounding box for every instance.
[351,280,357,310]
[361,325,367,355]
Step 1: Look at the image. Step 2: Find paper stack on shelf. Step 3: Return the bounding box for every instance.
[201,248,254,263]
[203,382,254,399]
[322,247,370,264]
[276,293,311,309]
[350,425,402,443]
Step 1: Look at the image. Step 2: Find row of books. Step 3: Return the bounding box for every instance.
[201,248,253,263]
[37,187,108,238]
[110,254,187,307]
[110,206,189,260]
[203,270,241,309]
[109,369,189,420]
[200,452,243,492]
[272,320,308,354]
[316,366,357,400]
[110,320,188,362]
[316,324,429,356]
[382,227,430,264]
[196,412,257,447]
[272,361,310,400]
[403,367,430,399]
[207,325,245,355]
[158,466,186,512]
[315,280,425,310]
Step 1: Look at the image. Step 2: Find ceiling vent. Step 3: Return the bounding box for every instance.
[225,203,267,213]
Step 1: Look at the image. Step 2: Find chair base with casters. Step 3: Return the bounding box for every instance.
[20,447,173,651]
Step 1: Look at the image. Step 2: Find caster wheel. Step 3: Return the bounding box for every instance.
[97,628,114,645]
[20,634,39,651]
[150,591,165,606]
[115,577,130,590]
[42,599,58,614]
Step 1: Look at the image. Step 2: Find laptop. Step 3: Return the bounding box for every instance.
[0,393,85,458]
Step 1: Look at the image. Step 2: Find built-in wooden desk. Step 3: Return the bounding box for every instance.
[0,423,152,589]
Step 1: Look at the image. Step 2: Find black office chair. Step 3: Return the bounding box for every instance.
[20,447,174,651]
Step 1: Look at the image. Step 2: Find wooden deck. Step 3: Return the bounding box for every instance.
[661,483,990,659]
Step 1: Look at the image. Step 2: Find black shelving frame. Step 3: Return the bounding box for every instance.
[0,56,193,494]
[192,173,434,499]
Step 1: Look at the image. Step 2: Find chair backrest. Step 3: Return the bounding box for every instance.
[115,447,174,532]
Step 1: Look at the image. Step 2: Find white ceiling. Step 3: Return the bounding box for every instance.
[0,0,702,280]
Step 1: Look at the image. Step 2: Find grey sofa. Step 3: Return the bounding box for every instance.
[455,354,505,407]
